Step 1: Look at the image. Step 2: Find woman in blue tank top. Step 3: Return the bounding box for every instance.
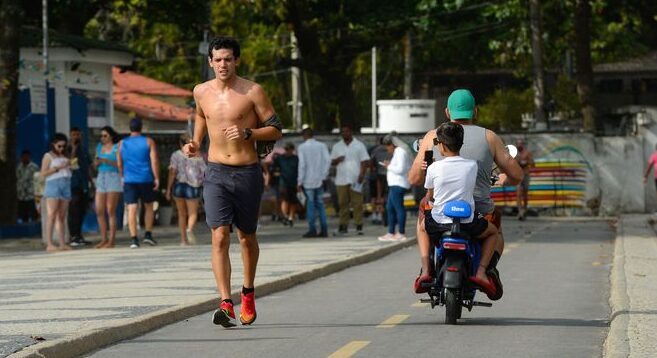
[94,126,122,248]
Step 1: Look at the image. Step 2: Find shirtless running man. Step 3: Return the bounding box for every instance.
[183,37,282,328]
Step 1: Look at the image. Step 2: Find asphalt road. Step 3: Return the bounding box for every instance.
[89,219,614,358]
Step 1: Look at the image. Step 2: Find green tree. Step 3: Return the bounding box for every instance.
[0,0,23,224]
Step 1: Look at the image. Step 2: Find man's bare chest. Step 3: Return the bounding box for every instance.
[200,93,255,125]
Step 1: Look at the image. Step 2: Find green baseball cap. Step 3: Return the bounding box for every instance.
[447,89,475,120]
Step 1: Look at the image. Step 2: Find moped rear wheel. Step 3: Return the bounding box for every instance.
[445,288,461,324]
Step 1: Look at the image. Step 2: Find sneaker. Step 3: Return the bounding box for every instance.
[333,226,348,236]
[69,237,82,247]
[213,301,237,328]
[240,292,257,325]
[186,229,197,245]
[79,237,92,245]
[414,274,433,294]
[486,267,504,301]
[394,233,408,241]
[378,233,395,242]
[143,233,157,246]
[318,231,329,238]
[356,225,364,236]
[130,238,140,249]
[302,231,317,238]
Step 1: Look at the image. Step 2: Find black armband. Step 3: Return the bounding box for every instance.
[263,114,283,132]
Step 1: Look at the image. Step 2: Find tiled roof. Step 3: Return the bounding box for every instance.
[594,52,657,73]
[113,86,193,122]
[113,67,192,97]
[21,26,133,53]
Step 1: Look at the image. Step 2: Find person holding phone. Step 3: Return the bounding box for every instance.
[377,135,411,242]
[41,133,72,252]
[94,126,122,249]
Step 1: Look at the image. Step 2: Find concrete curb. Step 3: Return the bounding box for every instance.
[10,238,417,358]
[603,216,631,358]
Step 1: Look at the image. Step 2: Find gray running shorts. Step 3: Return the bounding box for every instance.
[204,162,264,234]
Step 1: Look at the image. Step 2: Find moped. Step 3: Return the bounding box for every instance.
[420,200,491,324]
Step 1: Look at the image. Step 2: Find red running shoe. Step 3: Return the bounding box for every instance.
[240,292,257,325]
[468,276,497,299]
[212,300,236,328]
[414,274,433,294]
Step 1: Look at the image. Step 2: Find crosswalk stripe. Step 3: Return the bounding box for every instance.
[327,341,370,358]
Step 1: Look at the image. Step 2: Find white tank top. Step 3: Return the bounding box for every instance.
[45,152,71,181]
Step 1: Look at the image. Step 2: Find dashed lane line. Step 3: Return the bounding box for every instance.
[327,341,370,358]
[376,314,410,328]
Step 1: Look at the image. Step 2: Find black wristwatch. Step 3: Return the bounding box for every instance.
[243,128,253,140]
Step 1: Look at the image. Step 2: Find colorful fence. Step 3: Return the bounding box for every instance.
[492,159,589,208]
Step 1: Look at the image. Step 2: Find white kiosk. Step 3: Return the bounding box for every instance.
[361,99,436,133]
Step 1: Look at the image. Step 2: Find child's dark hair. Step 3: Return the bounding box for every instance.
[435,122,464,153]
[208,37,240,59]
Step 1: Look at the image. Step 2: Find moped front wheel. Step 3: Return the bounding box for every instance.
[445,288,461,324]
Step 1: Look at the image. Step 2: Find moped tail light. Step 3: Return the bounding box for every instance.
[443,242,466,251]
[447,266,459,272]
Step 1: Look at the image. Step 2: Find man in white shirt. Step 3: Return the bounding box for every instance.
[330,124,370,235]
[297,128,331,238]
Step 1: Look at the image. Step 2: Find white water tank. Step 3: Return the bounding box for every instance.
[376,99,436,133]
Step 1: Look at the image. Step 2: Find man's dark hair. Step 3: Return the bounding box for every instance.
[435,122,464,153]
[301,127,314,137]
[208,37,240,59]
[21,149,31,156]
[129,118,143,132]
[70,127,81,132]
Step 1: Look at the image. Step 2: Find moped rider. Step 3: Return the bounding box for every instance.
[408,89,524,300]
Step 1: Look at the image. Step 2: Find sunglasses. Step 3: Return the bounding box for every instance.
[433,138,443,146]
[100,134,109,138]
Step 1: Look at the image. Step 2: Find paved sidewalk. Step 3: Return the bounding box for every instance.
[1,218,416,358]
[605,214,657,357]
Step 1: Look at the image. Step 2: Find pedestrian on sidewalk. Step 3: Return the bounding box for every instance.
[94,126,122,249]
[261,148,284,223]
[297,127,330,238]
[117,118,160,249]
[68,127,92,247]
[183,37,282,328]
[378,135,411,242]
[330,124,370,236]
[273,142,300,226]
[515,138,534,221]
[643,144,657,204]
[166,133,206,246]
[40,133,72,252]
[16,150,39,224]
[369,136,391,226]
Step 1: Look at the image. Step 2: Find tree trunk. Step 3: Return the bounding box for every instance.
[403,31,413,99]
[0,0,22,225]
[530,0,546,127]
[575,0,596,132]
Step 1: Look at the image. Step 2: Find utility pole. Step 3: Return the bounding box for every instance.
[530,0,546,128]
[290,32,302,131]
[42,0,49,118]
[403,31,413,99]
[371,46,377,130]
